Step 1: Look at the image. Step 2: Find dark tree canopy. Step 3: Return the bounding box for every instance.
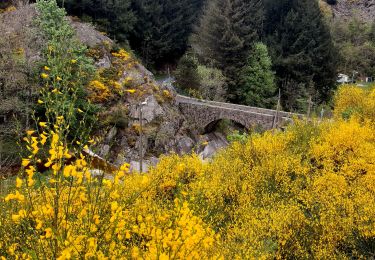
[174,54,201,92]
[265,0,337,109]
[129,0,205,68]
[55,0,339,111]
[58,0,136,42]
[240,42,276,108]
[191,0,264,101]
[57,0,204,68]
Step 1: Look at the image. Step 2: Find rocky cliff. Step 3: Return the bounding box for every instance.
[0,5,208,170]
[330,0,375,21]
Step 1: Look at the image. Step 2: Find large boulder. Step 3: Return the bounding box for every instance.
[199,132,229,160]
[175,136,195,155]
[129,95,164,123]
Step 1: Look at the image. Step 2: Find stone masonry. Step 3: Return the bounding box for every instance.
[176,95,302,132]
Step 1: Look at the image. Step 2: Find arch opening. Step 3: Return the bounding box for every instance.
[203,119,247,135]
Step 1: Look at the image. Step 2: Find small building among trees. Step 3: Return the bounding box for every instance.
[337,73,351,84]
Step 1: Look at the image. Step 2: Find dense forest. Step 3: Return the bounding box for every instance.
[1,0,375,111]
[50,0,374,111]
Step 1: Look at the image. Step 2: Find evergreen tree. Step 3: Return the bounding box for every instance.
[191,0,263,101]
[240,42,276,108]
[174,54,201,92]
[265,0,337,110]
[370,20,375,43]
[58,0,136,42]
[129,0,205,67]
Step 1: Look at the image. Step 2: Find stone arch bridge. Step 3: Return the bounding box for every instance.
[176,95,303,132]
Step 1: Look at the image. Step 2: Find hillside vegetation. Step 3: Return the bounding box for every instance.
[0,2,190,171]
[1,82,375,258]
[1,0,341,111]
[1,0,375,258]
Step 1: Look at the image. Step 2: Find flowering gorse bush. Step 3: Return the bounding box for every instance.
[334,85,375,122]
[87,49,135,103]
[0,1,220,259]
[34,0,98,143]
[0,118,219,258]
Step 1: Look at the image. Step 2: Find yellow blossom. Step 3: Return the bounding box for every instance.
[125,89,136,94]
[22,158,30,167]
[131,247,140,258]
[40,133,48,145]
[111,201,118,211]
[15,177,23,188]
[44,228,53,239]
[26,130,35,136]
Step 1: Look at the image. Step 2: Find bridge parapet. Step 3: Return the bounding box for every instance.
[176,95,303,132]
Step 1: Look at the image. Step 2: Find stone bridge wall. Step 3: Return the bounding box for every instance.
[176,95,302,132]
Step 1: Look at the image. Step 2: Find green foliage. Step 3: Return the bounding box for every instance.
[174,54,201,91]
[191,0,263,101]
[175,54,227,101]
[240,42,276,108]
[60,0,204,67]
[265,0,337,110]
[129,0,204,67]
[51,0,340,112]
[197,64,227,101]
[227,130,248,143]
[102,104,129,128]
[58,0,136,42]
[331,16,375,78]
[35,0,99,143]
[370,20,375,42]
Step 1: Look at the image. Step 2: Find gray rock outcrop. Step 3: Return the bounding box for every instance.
[129,95,164,123]
[331,0,375,21]
[199,132,229,160]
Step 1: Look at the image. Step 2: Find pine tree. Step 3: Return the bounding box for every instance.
[174,54,201,92]
[240,42,276,108]
[191,0,264,101]
[265,0,337,110]
[59,0,135,42]
[129,0,205,67]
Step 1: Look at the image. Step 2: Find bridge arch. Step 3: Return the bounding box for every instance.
[200,112,251,132]
[203,119,248,134]
[176,95,301,133]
